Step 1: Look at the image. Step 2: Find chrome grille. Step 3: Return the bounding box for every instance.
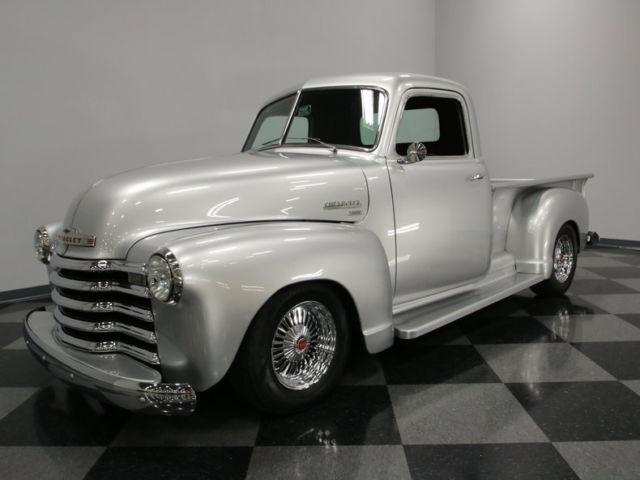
[49,254,159,366]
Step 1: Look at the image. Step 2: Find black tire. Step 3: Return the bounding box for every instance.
[531,224,578,296]
[230,284,350,415]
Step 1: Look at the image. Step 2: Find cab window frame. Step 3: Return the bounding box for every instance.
[393,89,473,160]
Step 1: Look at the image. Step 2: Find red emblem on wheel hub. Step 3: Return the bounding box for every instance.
[296,337,308,352]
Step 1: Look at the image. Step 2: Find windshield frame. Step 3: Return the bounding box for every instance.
[246,85,389,153]
[242,91,300,152]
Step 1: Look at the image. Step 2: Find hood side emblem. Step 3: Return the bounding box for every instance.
[323,200,361,210]
[58,228,97,248]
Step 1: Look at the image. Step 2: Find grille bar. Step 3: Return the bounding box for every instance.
[52,288,153,322]
[54,306,157,344]
[50,271,150,299]
[56,325,160,365]
[50,254,146,275]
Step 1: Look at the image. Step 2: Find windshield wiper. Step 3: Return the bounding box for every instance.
[286,137,338,154]
[257,137,282,149]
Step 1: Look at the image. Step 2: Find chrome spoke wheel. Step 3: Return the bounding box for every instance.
[270,301,337,391]
[553,234,574,283]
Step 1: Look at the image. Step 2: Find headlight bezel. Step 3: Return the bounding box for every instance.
[34,226,54,264]
[146,248,183,304]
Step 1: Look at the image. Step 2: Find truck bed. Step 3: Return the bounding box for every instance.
[491,173,594,191]
[489,173,593,257]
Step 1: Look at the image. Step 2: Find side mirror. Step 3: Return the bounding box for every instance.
[399,142,427,164]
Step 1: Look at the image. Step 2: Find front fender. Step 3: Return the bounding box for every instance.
[128,222,393,391]
[506,188,589,277]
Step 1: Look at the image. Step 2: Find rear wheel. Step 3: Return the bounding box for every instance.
[531,224,578,296]
[231,284,350,414]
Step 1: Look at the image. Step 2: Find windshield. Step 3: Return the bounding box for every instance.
[242,88,387,152]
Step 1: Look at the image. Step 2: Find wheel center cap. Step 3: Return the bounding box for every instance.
[296,337,308,352]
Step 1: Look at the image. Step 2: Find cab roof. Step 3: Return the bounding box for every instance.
[263,73,466,105]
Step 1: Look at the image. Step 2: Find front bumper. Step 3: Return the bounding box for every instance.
[24,308,196,415]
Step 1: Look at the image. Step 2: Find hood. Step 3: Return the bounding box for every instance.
[57,150,369,259]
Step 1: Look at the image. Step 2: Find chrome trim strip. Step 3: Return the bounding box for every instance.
[53,306,157,344]
[50,254,147,275]
[50,271,150,299]
[278,89,302,148]
[55,324,160,365]
[52,289,153,322]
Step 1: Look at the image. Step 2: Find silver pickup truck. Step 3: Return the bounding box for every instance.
[26,73,593,415]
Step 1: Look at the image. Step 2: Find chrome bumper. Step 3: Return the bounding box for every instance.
[24,308,196,415]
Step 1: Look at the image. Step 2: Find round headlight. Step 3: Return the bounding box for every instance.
[34,226,53,264]
[146,250,182,303]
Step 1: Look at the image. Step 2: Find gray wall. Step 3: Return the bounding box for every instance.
[0,0,436,291]
[435,0,640,242]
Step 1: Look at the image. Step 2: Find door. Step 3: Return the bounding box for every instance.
[388,89,492,305]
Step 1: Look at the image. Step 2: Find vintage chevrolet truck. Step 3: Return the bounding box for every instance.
[26,73,594,415]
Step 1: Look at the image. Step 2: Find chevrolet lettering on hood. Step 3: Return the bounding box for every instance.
[57,229,96,247]
[323,200,361,210]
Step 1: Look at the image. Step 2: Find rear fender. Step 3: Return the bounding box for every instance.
[506,188,588,277]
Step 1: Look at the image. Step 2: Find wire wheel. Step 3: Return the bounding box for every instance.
[553,234,575,283]
[270,301,337,391]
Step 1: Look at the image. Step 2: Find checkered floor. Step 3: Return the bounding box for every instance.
[1,247,639,479]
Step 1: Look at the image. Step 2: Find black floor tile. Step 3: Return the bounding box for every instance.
[381,344,501,384]
[0,323,23,348]
[459,314,562,344]
[507,382,640,441]
[0,383,129,445]
[0,350,51,387]
[619,314,640,329]
[466,295,533,320]
[409,322,469,346]
[112,385,260,447]
[584,267,640,279]
[84,446,252,480]
[568,279,639,295]
[255,386,401,446]
[519,295,606,316]
[572,342,640,380]
[405,443,579,480]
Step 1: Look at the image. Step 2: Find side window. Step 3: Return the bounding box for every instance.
[395,96,468,157]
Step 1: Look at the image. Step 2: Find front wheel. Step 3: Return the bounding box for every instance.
[231,284,350,414]
[531,224,578,296]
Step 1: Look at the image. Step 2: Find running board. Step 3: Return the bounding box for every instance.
[394,273,545,339]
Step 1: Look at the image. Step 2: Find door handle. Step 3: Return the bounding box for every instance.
[467,173,485,182]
